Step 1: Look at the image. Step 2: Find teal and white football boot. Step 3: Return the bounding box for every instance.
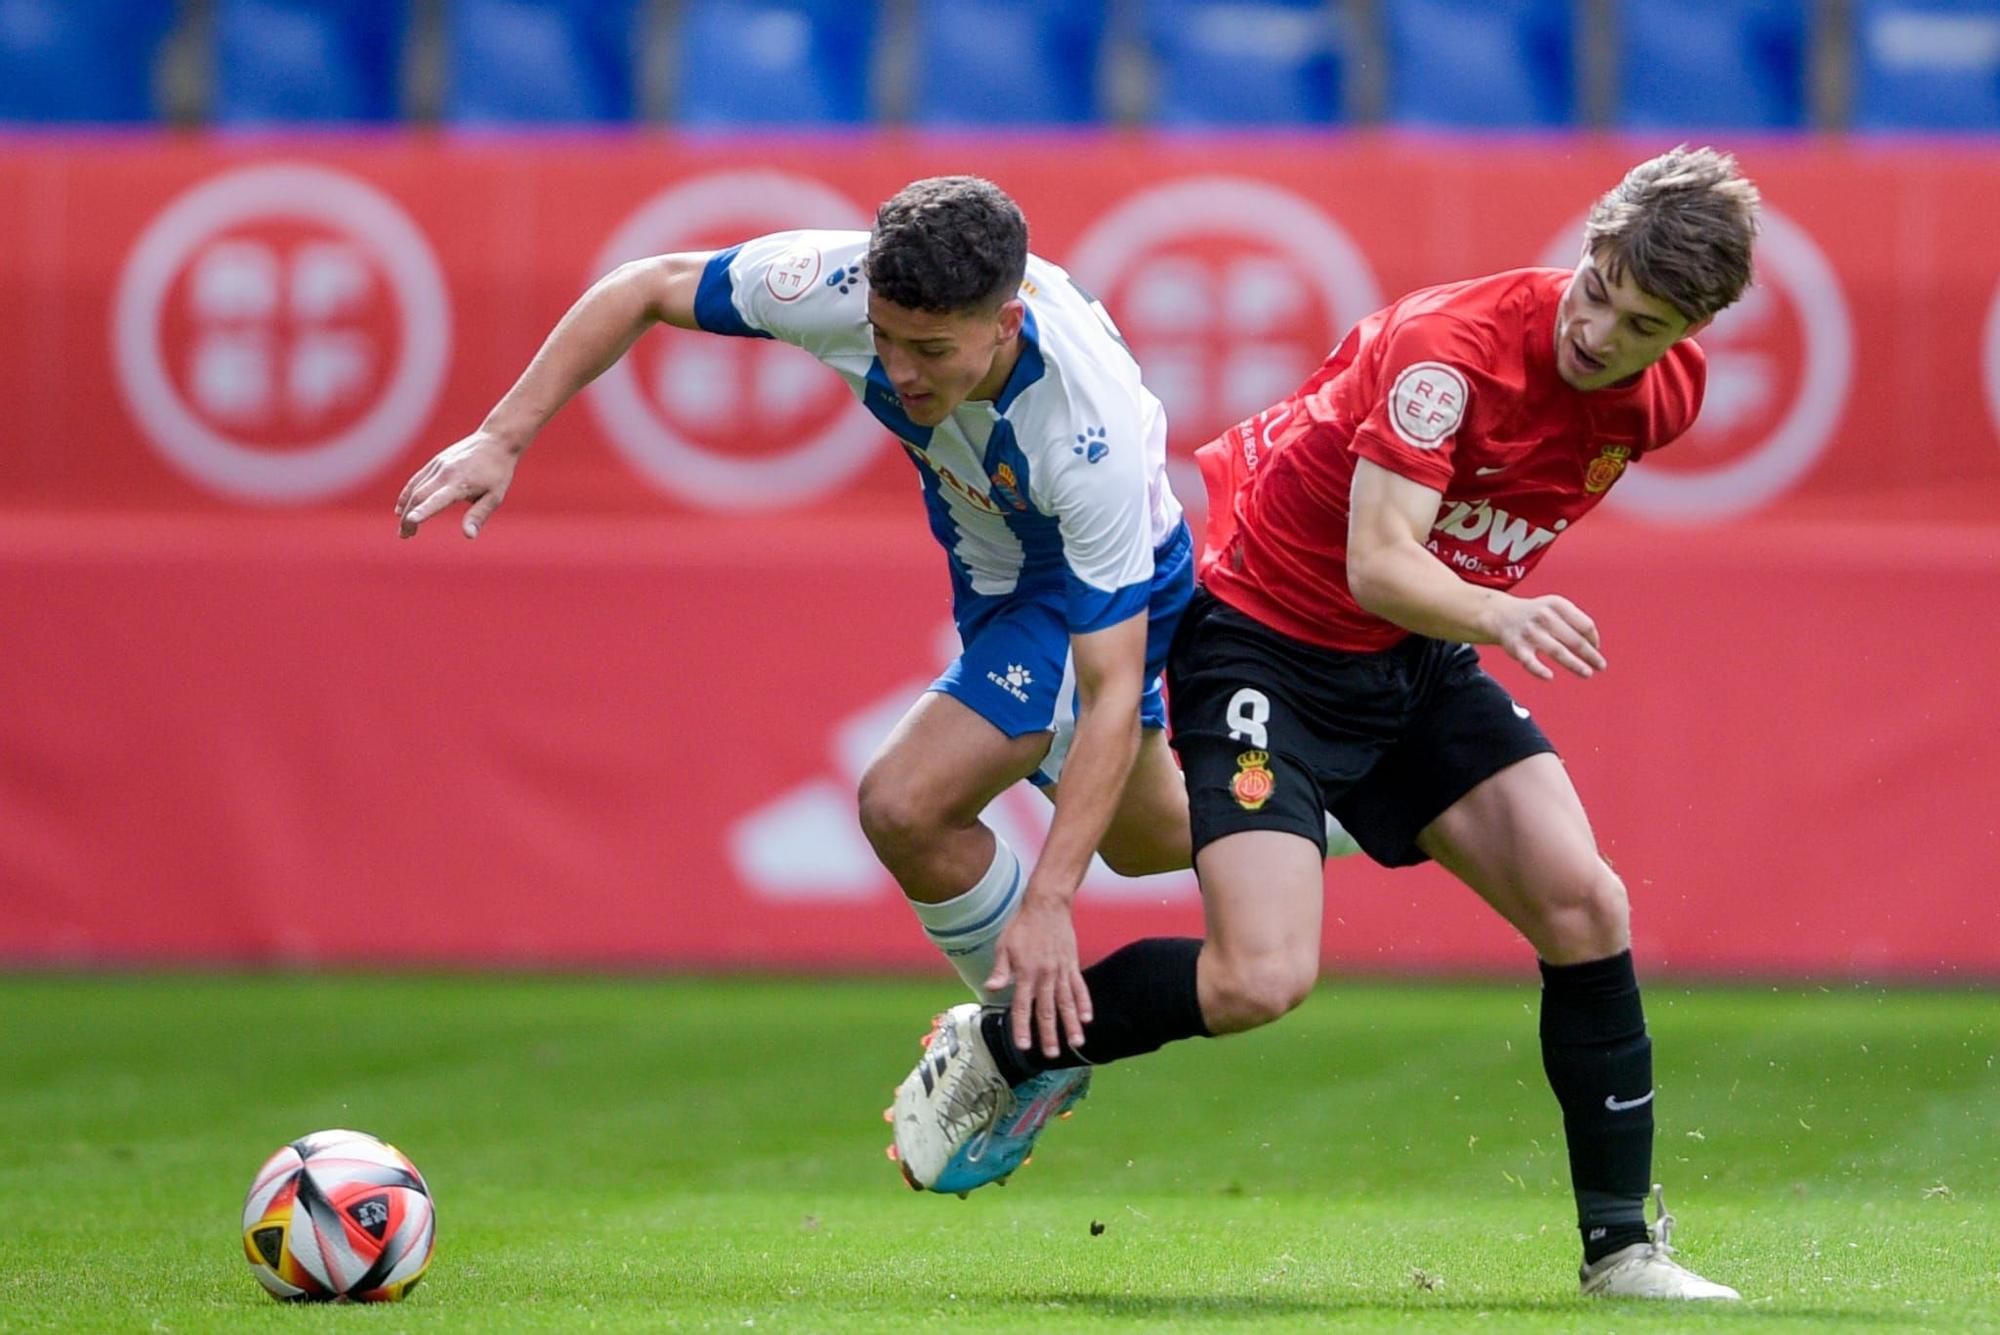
[888,1003,1090,1197]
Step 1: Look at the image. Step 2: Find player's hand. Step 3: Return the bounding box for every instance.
[985,893,1092,1061]
[395,432,520,539]
[1492,593,1606,680]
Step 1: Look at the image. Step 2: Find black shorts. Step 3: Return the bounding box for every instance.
[1167,589,1556,867]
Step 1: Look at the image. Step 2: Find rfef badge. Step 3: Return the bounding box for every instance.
[1231,751,1275,810]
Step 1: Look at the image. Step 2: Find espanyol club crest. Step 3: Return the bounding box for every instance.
[1231,750,1275,811]
[989,462,1030,511]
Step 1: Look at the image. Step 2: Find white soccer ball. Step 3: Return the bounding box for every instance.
[240,1128,435,1302]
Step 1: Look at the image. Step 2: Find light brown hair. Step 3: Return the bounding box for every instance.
[1585,146,1761,323]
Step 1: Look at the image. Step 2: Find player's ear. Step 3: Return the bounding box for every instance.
[1679,313,1715,341]
[993,297,1025,342]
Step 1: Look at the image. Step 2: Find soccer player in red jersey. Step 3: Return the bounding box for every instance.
[894,147,1758,1299]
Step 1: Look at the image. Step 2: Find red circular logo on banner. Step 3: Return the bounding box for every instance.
[1539,206,1851,520]
[587,172,876,510]
[113,164,450,503]
[155,226,401,450]
[1065,177,1382,508]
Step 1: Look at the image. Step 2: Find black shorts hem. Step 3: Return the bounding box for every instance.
[1343,733,1559,868]
[1168,588,1557,870]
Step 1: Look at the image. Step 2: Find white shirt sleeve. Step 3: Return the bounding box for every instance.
[690,230,869,358]
[1034,387,1161,635]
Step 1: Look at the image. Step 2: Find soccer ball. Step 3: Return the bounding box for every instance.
[240,1128,435,1302]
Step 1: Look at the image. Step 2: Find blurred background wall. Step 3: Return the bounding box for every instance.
[1,0,1996,975]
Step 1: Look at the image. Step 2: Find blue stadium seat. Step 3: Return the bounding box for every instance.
[676,0,875,127]
[1852,0,2000,131]
[1618,0,1808,129]
[1142,0,1343,125]
[212,0,407,124]
[446,0,642,125]
[1382,0,1573,128]
[911,0,1107,126]
[0,0,173,122]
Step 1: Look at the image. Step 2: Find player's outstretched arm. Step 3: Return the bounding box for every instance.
[395,251,713,539]
[987,612,1146,1059]
[1346,459,1606,680]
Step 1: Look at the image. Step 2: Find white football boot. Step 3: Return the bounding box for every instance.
[890,1004,1011,1192]
[1579,1184,1741,1300]
[888,1004,1091,1196]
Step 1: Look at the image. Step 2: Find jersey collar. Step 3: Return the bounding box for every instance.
[991,304,1045,416]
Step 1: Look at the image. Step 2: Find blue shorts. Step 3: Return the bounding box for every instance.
[931,523,1194,787]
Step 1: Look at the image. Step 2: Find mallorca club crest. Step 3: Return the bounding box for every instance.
[989,462,1030,511]
[1231,750,1275,810]
[1584,445,1632,495]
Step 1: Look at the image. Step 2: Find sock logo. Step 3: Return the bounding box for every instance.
[1604,1089,1656,1112]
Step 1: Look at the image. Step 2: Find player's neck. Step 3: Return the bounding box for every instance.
[967,336,1025,405]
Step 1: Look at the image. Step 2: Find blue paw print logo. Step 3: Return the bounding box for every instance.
[825,263,862,295]
[1073,426,1109,464]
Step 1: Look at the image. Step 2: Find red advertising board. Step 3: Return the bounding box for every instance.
[4,136,1999,520]
[2,135,1996,974]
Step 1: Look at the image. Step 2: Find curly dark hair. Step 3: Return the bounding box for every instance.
[865,177,1029,314]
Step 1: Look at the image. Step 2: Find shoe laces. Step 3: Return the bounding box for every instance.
[937,1063,1012,1163]
[1620,1182,1707,1280]
[1649,1183,1678,1255]
[1585,1184,1682,1281]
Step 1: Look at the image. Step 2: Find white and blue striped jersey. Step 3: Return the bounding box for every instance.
[692,230,1185,637]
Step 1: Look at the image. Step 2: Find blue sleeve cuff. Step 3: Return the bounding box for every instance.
[692,246,773,339]
[1065,572,1150,635]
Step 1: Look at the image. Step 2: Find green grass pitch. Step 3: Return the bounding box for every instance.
[2,974,1995,1331]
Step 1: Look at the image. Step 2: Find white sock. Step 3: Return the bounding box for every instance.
[907,836,1022,1006]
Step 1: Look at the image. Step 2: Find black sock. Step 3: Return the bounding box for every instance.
[1540,950,1655,1265]
[981,937,1210,1086]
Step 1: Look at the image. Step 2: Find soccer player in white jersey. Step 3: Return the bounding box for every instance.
[395,177,1195,1188]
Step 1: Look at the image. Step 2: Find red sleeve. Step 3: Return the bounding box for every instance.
[1346,314,1489,493]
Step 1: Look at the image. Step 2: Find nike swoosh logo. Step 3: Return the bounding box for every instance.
[1511,703,1531,720]
[1475,465,1508,476]
[1604,1090,1656,1112]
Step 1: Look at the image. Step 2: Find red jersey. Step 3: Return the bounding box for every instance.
[1200,268,1705,652]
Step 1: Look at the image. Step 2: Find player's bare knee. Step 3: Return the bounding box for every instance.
[855,767,942,865]
[1531,864,1631,963]
[1201,949,1317,1034]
